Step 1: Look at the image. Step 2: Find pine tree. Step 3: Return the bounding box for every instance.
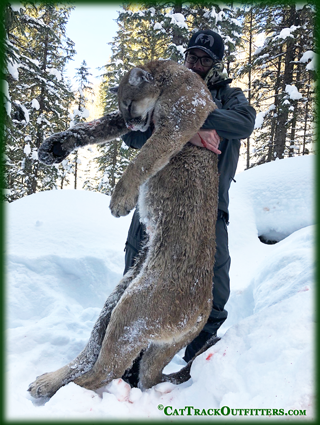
[68,60,94,189]
[86,4,141,195]
[2,3,38,200]
[244,3,316,166]
[90,2,178,195]
[234,4,260,169]
[3,3,75,201]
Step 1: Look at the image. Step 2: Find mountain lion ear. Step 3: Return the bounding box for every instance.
[109,86,119,94]
[129,68,154,86]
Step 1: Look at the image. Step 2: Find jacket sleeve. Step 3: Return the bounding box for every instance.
[201,87,256,140]
[122,127,153,149]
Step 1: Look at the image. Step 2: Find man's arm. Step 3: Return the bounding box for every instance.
[201,88,256,140]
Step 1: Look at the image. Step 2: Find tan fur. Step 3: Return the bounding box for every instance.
[29,60,218,398]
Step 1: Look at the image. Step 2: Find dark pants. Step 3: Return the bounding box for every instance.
[123,208,231,362]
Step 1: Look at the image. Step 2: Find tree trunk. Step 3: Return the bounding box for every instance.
[273,6,296,160]
[267,49,282,162]
[171,1,184,46]
[246,9,253,170]
[74,152,78,189]
[302,74,311,155]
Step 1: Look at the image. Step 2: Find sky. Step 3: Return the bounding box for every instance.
[65,4,121,83]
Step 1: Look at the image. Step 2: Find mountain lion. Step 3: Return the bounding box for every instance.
[28,60,219,398]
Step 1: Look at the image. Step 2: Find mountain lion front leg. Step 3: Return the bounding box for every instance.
[109,127,194,217]
[38,111,129,165]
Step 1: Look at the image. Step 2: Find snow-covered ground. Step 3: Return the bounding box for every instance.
[6,155,315,420]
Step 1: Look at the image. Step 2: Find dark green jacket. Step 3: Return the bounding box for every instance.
[122,79,256,215]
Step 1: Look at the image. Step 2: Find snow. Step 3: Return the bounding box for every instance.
[276,25,299,40]
[300,50,314,63]
[7,60,19,80]
[285,84,302,100]
[29,58,40,67]
[3,79,11,115]
[10,4,25,12]
[300,50,317,71]
[23,143,31,155]
[31,149,38,161]
[6,155,315,420]
[47,67,62,81]
[253,45,264,56]
[254,104,275,129]
[19,104,30,124]
[168,13,188,29]
[169,43,185,56]
[306,59,316,72]
[81,109,90,119]
[254,111,267,129]
[148,7,155,16]
[71,108,90,124]
[31,99,40,110]
[154,22,162,31]
[204,7,226,23]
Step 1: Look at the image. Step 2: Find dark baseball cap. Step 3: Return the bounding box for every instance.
[185,29,224,61]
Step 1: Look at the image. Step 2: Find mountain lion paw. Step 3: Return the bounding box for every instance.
[38,133,72,165]
[109,182,138,217]
[28,371,64,399]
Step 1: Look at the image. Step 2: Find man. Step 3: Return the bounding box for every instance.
[121,29,256,367]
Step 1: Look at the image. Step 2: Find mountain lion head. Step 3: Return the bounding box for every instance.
[111,67,161,132]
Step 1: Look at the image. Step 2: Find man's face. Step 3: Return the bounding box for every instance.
[184,48,213,78]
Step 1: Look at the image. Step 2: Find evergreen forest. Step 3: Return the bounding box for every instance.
[2,2,317,201]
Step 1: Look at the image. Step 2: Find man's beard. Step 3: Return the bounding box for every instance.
[192,69,207,79]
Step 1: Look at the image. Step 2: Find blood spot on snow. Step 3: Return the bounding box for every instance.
[298,286,309,292]
[206,353,213,360]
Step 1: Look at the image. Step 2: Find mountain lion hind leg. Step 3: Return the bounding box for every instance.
[28,245,148,399]
[163,335,221,385]
[138,327,205,390]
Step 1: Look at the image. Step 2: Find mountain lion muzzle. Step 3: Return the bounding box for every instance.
[28,60,219,398]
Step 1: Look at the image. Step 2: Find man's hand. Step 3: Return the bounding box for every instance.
[189,129,221,154]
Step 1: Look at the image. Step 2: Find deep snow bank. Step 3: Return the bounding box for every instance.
[230,155,314,242]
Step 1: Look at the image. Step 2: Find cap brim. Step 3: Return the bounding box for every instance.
[185,46,220,61]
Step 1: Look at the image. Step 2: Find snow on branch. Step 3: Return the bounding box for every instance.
[285,85,302,100]
[300,50,317,71]
[275,25,300,40]
[47,68,62,81]
[254,104,275,129]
